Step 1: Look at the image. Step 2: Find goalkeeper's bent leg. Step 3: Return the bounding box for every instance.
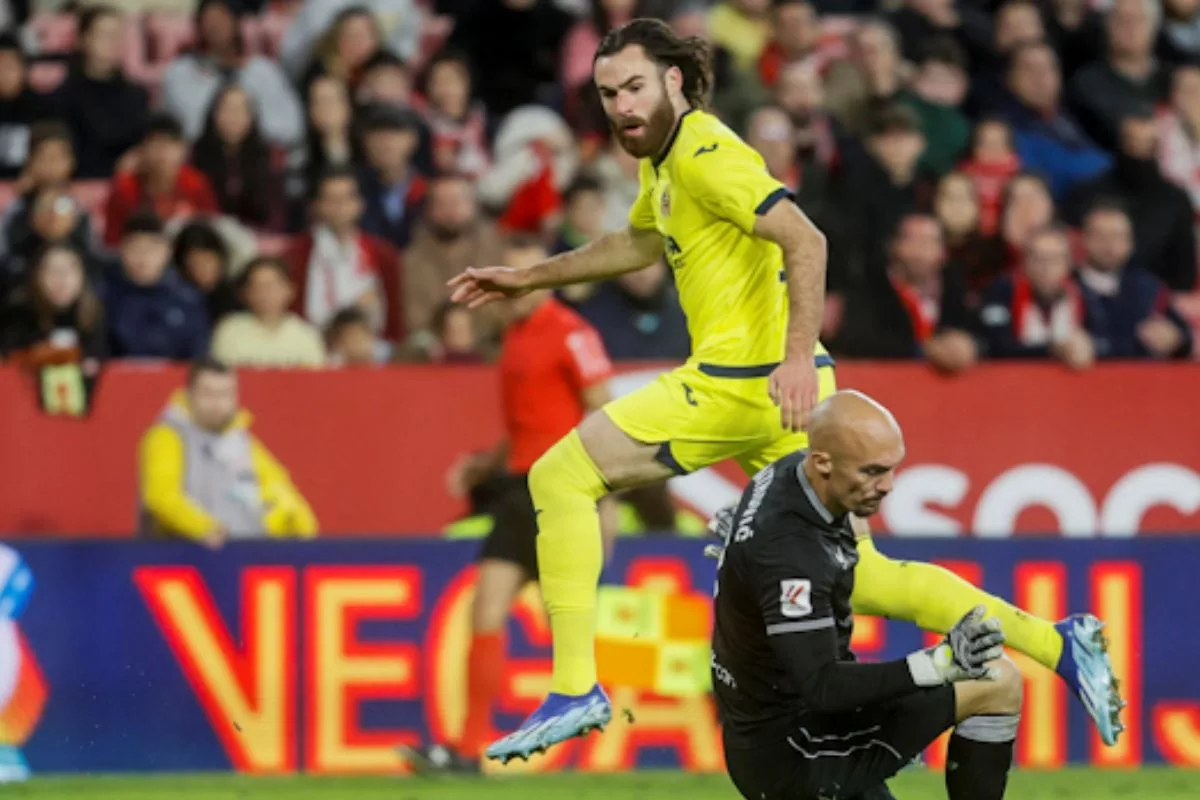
[852,536,1064,670]
[529,430,609,696]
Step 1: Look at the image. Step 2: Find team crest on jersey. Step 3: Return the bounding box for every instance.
[660,187,671,217]
[779,579,813,618]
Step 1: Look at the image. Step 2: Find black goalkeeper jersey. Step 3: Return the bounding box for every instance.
[712,450,917,748]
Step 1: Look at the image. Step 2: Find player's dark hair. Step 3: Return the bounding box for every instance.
[594,18,714,109]
[188,356,232,387]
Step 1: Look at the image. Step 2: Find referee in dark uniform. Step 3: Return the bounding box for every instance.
[711,390,1024,800]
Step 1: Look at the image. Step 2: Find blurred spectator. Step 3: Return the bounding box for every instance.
[211,256,326,367]
[997,171,1058,273]
[296,75,355,204]
[997,41,1109,199]
[4,120,75,205]
[839,104,934,286]
[1158,64,1200,214]
[1,186,101,301]
[577,260,690,360]
[591,138,641,232]
[173,221,242,324]
[1066,110,1197,291]
[325,306,390,366]
[102,214,210,360]
[898,37,970,177]
[447,0,573,117]
[745,105,842,274]
[774,60,840,171]
[832,213,977,373]
[887,0,952,60]
[957,118,1021,236]
[1045,0,1105,78]
[934,170,1007,296]
[478,106,578,235]
[1,244,107,370]
[358,50,414,108]
[356,104,426,249]
[0,33,52,180]
[419,50,490,178]
[161,0,303,148]
[54,5,149,179]
[1076,200,1193,359]
[1067,0,1170,152]
[426,299,484,364]
[1161,0,1200,64]
[672,0,770,134]
[978,224,1094,368]
[825,17,906,137]
[286,165,403,340]
[403,173,503,350]
[562,0,639,103]
[967,0,1045,115]
[191,84,285,231]
[139,357,318,545]
[758,0,819,90]
[553,174,606,255]
[280,0,422,83]
[104,114,219,247]
[708,0,772,73]
[301,5,386,91]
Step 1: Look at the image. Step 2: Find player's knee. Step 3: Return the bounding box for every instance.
[982,656,1024,715]
[528,432,606,504]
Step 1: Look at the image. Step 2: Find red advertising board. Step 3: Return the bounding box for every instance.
[1,363,1198,536]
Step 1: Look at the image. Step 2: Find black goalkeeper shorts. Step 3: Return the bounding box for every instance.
[477,473,539,579]
[723,685,956,800]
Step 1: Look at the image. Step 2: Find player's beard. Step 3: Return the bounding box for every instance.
[611,90,680,160]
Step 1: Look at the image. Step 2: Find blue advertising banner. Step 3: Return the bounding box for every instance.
[0,536,1197,775]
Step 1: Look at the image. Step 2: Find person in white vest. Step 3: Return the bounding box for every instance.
[138,358,318,546]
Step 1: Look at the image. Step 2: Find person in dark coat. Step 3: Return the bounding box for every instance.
[52,5,150,178]
[576,260,690,361]
[172,221,243,324]
[977,224,1095,368]
[356,104,427,250]
[1075,199,1193,360]
[0,32,55,180]
[831,213,978,374]
[1065,109,1198,291]
[1,243,108,366]
[101,214,210,360]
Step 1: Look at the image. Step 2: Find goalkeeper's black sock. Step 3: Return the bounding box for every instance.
[945,714,1018,800]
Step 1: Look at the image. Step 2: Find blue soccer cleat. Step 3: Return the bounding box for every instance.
[1055,613,1126,747]
[485,684,612,765]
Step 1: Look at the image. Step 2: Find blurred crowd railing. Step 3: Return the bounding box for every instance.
[1,361,1197,537]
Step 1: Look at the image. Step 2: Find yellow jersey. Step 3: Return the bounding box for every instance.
[628,109,796,372]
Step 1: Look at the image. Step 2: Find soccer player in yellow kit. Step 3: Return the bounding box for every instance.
[450,19,1123,763]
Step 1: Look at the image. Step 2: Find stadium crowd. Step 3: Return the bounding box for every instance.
[0,0,1198,379]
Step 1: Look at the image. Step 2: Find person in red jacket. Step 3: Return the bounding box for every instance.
[103,113,219,247]
[284,164,404,341]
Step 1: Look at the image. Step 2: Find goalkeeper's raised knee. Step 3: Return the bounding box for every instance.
[529,430,609,695]
[851,538,1063,670]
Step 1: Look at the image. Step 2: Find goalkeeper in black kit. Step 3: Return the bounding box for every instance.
[709,390,1022,800]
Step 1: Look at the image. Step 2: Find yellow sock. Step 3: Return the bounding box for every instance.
[529,430,608,696]
[851,537,1064,670]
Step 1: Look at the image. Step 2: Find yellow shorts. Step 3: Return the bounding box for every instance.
[603,355,838,476]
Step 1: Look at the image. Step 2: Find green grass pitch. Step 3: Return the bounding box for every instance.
[4,769,1196,800]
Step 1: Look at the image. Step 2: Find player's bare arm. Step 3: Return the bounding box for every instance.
[754,201,827,432]
[447,226,663,309]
